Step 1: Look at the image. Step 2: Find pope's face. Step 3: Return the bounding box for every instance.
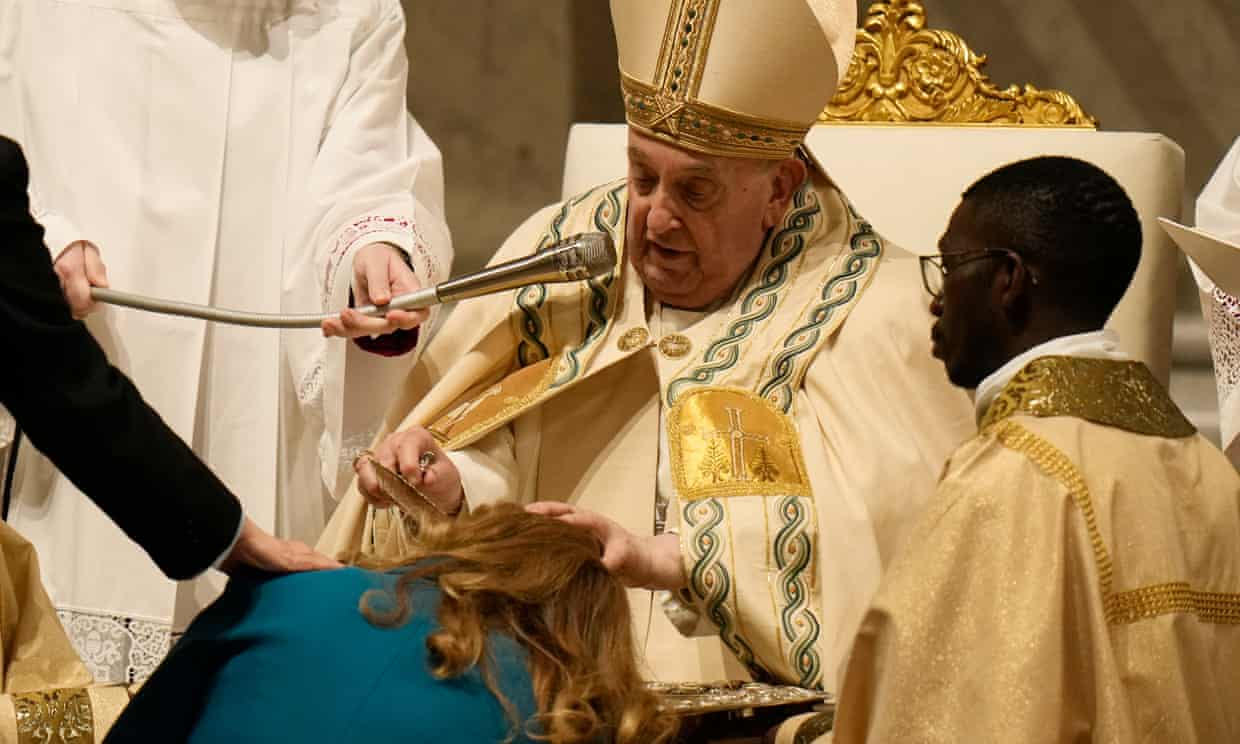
[625,129,791,309]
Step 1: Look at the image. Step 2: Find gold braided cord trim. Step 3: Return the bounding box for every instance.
[14,688,94,744]
[992,419,1240,628]
[990,419,1114,595]
[652,0,720,104]
[622,74,807,159]
[1105,582,1240,626]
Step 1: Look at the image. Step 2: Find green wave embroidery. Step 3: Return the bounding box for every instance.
[665,183,820,405]
[773,495,822,688]
[758,218,883,412]
[683,498,770,680]
[515,187,602,367]
[551,182,625,389]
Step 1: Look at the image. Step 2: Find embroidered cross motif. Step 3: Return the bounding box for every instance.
[705,407,769,481]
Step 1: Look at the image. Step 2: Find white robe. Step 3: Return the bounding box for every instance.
[0,0,452,682]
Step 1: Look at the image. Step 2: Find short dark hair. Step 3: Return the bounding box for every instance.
[962,156,1142,327]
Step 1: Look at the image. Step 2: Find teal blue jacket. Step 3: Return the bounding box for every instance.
[105,567,538,743]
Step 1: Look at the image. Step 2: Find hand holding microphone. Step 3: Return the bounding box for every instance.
[88,232,617,329]
[322,242,429,340]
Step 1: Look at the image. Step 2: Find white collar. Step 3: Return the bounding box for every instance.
[973,330,1129,423]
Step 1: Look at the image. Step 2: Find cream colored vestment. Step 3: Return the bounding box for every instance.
[320,174,974,685]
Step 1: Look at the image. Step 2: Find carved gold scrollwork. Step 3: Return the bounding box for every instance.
[820,0,1097,127]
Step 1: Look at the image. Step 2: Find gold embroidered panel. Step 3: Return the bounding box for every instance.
[669,387,810,500]
[428,359,554,448]
[820,0,1096,127]
[13,688,94,744]
[980,357,1195,438]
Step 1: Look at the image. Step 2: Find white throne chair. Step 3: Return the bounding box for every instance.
[562,0,1184,392]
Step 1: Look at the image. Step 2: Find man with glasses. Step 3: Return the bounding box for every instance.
[827,155,1240,741]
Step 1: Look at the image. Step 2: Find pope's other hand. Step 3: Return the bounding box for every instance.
[355,426,464,516]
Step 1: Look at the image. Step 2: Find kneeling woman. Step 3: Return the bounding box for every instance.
[105,504,676,744]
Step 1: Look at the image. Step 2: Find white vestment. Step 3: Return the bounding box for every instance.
[1192,136,1240,462]
[0,0,452,682]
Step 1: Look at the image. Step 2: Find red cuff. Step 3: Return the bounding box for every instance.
[352,327,420,357]
[346,286,421,357]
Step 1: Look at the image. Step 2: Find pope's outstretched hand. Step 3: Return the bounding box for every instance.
[525,502,685,591]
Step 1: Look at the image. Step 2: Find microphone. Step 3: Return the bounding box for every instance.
[88,232,617,329]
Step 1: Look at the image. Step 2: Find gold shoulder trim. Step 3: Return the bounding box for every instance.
[980,357,1195,438]
[992,419,1240,626]
[821,1,1096,127]
[428,358,556,450]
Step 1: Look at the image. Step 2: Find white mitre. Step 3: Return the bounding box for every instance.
[611,0,856,161]
[1160,136,1240,460]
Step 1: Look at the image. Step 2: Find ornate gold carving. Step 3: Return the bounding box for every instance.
[14,688,94,744]
[820,0,1097,127]
[980,357,1195,438]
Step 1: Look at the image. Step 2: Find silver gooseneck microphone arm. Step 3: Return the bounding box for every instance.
[88,232,617,329]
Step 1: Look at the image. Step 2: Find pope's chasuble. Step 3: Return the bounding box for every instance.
[319,174,975,684]
[830,355,1240,743]
[0,0,452,681]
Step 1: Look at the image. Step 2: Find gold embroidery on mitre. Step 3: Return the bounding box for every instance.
[617,327,650,352]
[658,333,693,359]
[623,74,807,159]
[669,387,810,500]
[428,358,555,448]
[980,357,1195,438]
[619,0,807,159]
[15,688,94,744]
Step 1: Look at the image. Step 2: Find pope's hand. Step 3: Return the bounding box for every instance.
[218,517,341,575]
[321,242,428,338]
[53,240,109,319]
[525,503,686,590]
[354,426,464,515]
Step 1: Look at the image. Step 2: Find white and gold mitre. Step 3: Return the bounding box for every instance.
[611,0,856,160]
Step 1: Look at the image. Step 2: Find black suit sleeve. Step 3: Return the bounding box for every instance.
[0,135,242,580]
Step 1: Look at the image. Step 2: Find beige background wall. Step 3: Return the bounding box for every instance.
[404,0,1240,270]
[402,0,1240,435]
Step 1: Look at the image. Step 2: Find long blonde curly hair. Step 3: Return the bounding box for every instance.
[358,503,677,744]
